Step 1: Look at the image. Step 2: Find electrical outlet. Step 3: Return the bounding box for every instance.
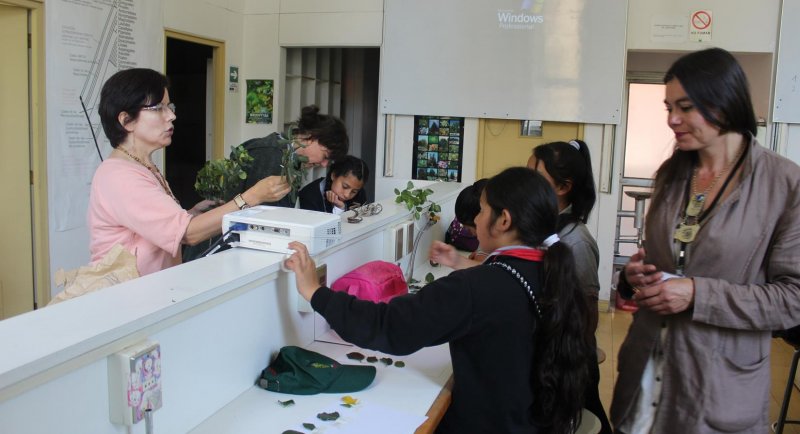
[384,223,405,262]
[108,341,163,426]
[404,220,416,256]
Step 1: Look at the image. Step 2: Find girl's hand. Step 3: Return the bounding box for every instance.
[325,190,346,209]
[283,241,321,301]
[429,241,459,268]
[429,241,481,270]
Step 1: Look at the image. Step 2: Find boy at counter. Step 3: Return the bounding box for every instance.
[298,156,369,214]
[285,167,594,433]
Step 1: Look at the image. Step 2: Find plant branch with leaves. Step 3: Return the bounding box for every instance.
[194,145,254,202]
[394,182,442,285]
[278,129,310,204]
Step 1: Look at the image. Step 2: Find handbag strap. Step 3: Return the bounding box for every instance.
[489,261,542,319]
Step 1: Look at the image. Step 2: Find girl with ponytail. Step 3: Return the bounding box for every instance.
[528,139,599,329]
[286,167,593,433]
[528,139,610,434]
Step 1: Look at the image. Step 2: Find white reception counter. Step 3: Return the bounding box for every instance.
[0,181,462,434]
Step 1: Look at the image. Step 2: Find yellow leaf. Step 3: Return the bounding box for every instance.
[341,395,358,406]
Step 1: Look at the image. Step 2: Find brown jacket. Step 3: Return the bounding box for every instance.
[611,139,800,433]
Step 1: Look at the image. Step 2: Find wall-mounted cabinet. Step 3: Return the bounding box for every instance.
[283,47,342,134]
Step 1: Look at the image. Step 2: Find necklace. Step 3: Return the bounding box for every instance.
[674,143,746,243]
[118,147,180,204]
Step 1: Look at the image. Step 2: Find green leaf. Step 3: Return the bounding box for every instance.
[406,181,414,189]
[317,411,340,421]
[425,272,435,283]
[393,188,400,195]
[302,423,316,430]
[195,148,252,202]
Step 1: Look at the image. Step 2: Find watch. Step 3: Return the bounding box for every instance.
[233,194,250,210]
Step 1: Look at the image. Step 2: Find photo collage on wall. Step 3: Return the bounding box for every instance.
[412,116,465,182]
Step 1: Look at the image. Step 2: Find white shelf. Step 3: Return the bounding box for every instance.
[284,47,343,120]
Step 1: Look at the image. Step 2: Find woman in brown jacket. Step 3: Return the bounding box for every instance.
[612,48,800,433]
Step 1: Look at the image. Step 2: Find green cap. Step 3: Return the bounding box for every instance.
[258,346,376,395]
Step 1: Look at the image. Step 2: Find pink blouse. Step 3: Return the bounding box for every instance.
[88,158,192,276]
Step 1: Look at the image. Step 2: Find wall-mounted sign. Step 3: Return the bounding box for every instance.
[412,115,464,182]
[689,10,712,42]
[650,15,688,43]
[229,66,239,92]
[245,79,273,124]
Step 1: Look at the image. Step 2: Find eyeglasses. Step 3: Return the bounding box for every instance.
[141,102,176,115]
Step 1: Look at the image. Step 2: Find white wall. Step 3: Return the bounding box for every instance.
[627,0,780,53]
[373,116,479,201]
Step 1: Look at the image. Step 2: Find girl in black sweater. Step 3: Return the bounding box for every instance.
[286,167,593,433]
[298,156,369,214]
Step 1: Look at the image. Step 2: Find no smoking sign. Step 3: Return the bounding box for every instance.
[689,10,713,42]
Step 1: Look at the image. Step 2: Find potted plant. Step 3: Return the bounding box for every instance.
[194,144,254,202]
[394,181,441,288]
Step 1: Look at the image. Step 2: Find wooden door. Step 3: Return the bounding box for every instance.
[476,119,582,178]
[0,3,34,318]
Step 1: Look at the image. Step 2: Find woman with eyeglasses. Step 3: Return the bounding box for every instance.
[88,68,290,276]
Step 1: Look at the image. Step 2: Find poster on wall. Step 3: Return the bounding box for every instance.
[245,79,274,124]
[412,115,464,182]
[47,0,164,231]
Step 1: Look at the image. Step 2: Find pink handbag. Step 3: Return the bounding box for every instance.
[331,261,408,303]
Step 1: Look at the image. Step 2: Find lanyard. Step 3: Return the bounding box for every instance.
[675,144,748,273]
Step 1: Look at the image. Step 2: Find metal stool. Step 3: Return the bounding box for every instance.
[773,326,800,434]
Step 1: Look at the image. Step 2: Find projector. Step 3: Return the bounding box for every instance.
[222,206,342,254]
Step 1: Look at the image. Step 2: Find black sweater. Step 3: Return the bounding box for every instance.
[310,256,543,433]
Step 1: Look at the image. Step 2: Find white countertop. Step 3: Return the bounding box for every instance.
[190,341,452,434]
[0,181,463,399]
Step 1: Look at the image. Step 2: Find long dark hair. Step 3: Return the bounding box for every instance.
[329,155,370,184]
[292,105,349,162]
[533,140,596,230]
[454,178,487,226]
[484,167,593,433]
[652,48,756,207]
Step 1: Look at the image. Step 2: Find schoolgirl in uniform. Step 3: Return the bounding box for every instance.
[298,155,369,214]
[286,167,593,433]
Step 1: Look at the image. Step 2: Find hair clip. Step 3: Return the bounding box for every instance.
[568,140,580,150]
[541,233,560,247]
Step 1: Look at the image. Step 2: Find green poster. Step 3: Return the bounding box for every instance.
[245,79,273,124]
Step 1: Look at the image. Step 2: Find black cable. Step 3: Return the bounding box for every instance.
[200,229,236,258]
[79,95,104,162]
